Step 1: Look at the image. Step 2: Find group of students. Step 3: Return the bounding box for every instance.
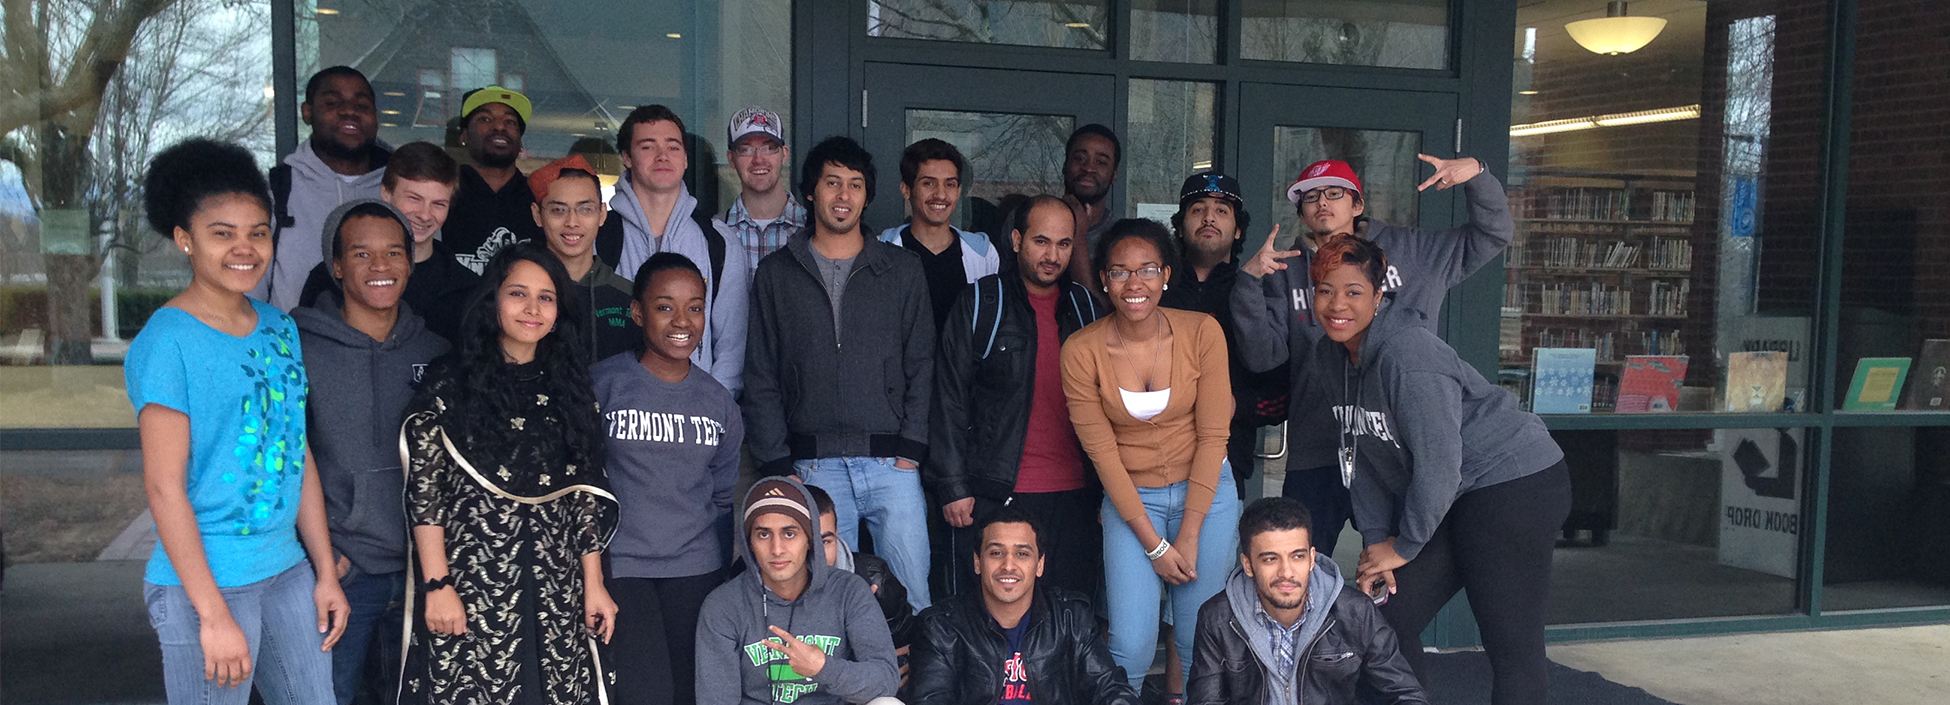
[124,64,1571,705]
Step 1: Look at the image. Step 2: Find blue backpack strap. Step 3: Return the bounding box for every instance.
[978,277,1005,360]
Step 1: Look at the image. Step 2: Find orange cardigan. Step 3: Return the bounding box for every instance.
[1060,307,1233,525]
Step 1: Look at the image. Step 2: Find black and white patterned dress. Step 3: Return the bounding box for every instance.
[399,363,618,705]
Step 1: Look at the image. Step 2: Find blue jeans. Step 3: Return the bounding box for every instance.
[332,567,404,705]
[144,561,335,704]
[795,456,933,611]
[1101,467,1242,688]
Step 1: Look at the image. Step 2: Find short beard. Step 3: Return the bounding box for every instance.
[311,132,373,163]
[474,149,518,169]
[1067,182,1107,206]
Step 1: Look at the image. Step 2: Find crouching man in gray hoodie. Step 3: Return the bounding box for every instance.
[292,198,450,705]
[1188,498,1426,705]
[697,478,903,705]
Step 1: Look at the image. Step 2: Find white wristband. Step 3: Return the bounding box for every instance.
[1146,538,1172,561]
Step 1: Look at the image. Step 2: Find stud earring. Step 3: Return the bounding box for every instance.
[181,247,189,254]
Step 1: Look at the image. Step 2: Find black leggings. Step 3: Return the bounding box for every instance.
[1378,460,1571,705]
[605,570,725,705]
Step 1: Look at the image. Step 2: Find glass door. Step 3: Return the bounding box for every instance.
[862,63,1116,237]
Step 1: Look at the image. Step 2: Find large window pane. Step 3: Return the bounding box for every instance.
[1124,80,1218,221]
[905,109,1074,233]
[1503,0,1827,415]
[309,0,791,209]
[869,0,1110,50]
[1130,0,1219,64]
[1546,429,1801,624]
[1241,0,1449,69]
[1824,427,1950,610]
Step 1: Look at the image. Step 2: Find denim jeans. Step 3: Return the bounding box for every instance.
[144,561,335,704]
[332,567,404,705]
[795,456,933,611]
[1101,467,1242,688]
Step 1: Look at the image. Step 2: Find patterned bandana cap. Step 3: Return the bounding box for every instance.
[728,106,786,145]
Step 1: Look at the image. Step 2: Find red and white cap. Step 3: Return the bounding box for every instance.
[727,106,785,146]
[1286,160,1365,204]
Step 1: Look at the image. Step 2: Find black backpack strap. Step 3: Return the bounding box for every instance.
[268,164,294,246]
[694,212,727,302]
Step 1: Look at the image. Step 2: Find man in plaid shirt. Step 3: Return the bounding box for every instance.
[716,106,807,272]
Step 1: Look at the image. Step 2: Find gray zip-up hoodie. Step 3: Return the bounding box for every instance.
[1231,172,1513,471]
[292,291,448,575]
[254,139,393,311]
[1300,297,1561,560]
[695,478,900,705]
[1222,555,1343,705]
[610,177,751,394]
[743,229,935,475]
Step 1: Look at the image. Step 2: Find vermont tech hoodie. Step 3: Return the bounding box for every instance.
[604,177,751,394]
[1299,298,1561,561]
[254,140,392,310]
[1231,172,1513,471]
[695,478,900,705]
[292,291,448,575]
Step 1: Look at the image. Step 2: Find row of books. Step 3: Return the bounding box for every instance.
[1518,328,1685,362]
[1510,187,1696,222]
[1529,282,1632,315]
[1842,341,1950,411]
[1647,280,1689,317]
[1507,236,1695,270]
[1524,340,1950,415]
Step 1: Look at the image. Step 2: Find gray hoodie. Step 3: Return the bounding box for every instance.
[695,478,900,705]
[1222,555,1344,705]
[1300,297,1561,560]
[292,291,449,575]
[609,177,751,394]
[254,139,392,311]
[1231,172,1513,471]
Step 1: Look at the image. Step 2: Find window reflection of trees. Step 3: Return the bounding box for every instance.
[909,110,1072,204]
[869,0,1109,49]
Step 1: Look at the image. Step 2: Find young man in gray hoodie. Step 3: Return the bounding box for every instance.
[597,104,750,393]
[1188,498,1426,705]
[1231,156,1512,555]
[292,198,449,705]
[696,478,901,705]
[255,66,391,310]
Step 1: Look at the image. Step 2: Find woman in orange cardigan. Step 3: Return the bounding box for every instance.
[1062,218,1241,692]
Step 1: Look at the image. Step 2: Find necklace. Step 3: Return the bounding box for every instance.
[1338,361,1358,489]
[1108,312,1166,391]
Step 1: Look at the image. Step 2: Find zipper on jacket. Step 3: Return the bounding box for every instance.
[834,260,868,353]
[1295,618,1339,697]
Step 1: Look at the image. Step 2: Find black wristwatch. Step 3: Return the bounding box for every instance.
[421,574,455,593]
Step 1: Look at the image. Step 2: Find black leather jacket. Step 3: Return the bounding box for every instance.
[908,589,1137,705]
[1188,585,1428,705]
[927,273,1104,503]
[853,551,915,648]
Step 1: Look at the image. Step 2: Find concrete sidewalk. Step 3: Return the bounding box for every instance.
[1547,625,1949,705]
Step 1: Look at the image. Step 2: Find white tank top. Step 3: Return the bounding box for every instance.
[1119,387,1172,421]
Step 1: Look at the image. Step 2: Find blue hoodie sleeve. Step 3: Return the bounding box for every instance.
[1377,368,1467,561]
[807,577,901,701]
[709,231,752,396]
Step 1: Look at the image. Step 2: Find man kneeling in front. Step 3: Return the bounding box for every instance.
[697,478,902,705]
[1189,498,1428,705]
[908,506,1137,705]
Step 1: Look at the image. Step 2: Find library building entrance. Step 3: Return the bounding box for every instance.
[4,5,1949,700]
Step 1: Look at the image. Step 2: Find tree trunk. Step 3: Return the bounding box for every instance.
[38,128,98,366]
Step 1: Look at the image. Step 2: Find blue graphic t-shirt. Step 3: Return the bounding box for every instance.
[125,299,310,587]
[1000,618,1032,704]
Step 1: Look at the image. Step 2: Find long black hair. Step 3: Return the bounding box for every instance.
[439,242,604,470]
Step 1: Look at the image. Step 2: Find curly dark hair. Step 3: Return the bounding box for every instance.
[898,138,965,187]
[1093,218,1180,279]
[976,504,1045,557]
[799,135,876,207]
[440,242,605,470]
[1238,497,1314,556]
[142,139,271,239]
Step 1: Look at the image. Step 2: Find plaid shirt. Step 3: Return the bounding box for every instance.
[721,194,807,271]
[1256,602,1307,684]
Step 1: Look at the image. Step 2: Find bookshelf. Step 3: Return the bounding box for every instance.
[1501,168,1696,413]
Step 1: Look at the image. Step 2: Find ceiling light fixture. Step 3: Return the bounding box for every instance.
[383,91,405,97]
[316,7,340,15]
[666,33,682,39]
[1511,103,1700,136]
[1518,90,1540,95]
[380,109,400,115]
[381,122,398,127]
[1191,160,1213,170]
[1566,1,1666,55]
[1065,22,1091,29]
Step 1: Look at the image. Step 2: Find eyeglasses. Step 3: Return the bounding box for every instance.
[544,203,601,219]
[734,143,783,158]
[1103,266,1164,282]
[1300,187,1352,204]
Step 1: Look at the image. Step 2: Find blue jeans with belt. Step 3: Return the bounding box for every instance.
[144,561,336,704]
[795,456,933,611]
[1100,466,1243,688]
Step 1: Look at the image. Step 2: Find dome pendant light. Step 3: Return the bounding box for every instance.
[1566,1,1668,55]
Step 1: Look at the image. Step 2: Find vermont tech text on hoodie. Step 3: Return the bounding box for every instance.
[1230,173,1513,471]
[1300,298,1561,561]
[695,479,900,705]
[254,140,391,310]
[602,178,751,394]
[292,291,448,574]
[593,353,744,579]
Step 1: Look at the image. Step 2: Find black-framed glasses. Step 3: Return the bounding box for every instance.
[1300,187,1351,204]
[1103,266,1164,282]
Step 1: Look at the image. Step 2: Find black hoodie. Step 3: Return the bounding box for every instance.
[1299,297,1561,561]
[293,292,450,574]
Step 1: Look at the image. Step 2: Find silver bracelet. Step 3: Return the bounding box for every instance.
[1146,538,1172,561]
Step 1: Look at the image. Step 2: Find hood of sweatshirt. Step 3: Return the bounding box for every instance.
[316,198,418,282]
[290,288,436,353]
[734,476,844,604]
[285,138,393,188]
[1346,295,1425,372]
[1224,552,1345,678]
[610,175,702,261]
